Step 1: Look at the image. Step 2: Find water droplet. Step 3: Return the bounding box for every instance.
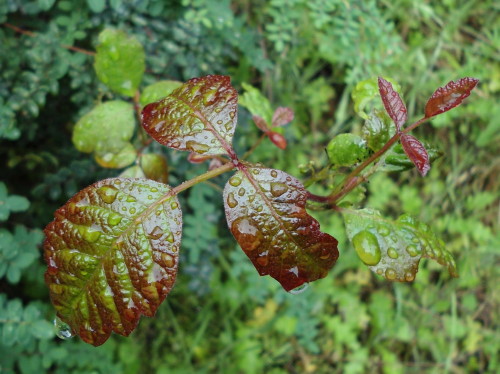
[215,107,222,113]
[270,170,278,178]
[387,247,399,259]
[406,245,420,257]
[161,253,175,267]
[107,213,122,226]
[256,255,269,266]
[171,141,181,148]
[411,237,420,244]
[229,175,242,187]
[79,226,101,243]
[231,217,263,252]
[217,120,223,124]
[229,111,235,119]
[151,187,158,193]
[186,140,210,154]
[224,122,233,131]
[385,268,397,280]
[148,226,163,240]
[226,192,238,208]
[97,185,119,204]
[54,316,74,340]
[238,188,246,197]
[378,225,390,236]
[405,271,415,281]
[289,283,309,295]
[126,196,136,203]
[251,168,260,175]
[256,205,263,212]
[270,182,288,197]
[165,231,174,243]
[248,195,256,203]
[129,207,137,214]
[170,201,179,210]
[352,231,381,266]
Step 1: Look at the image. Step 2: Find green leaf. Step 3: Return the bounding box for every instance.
[72,101,135,154]
[142,75,238,157]
[87,0,106,13]
[140,153,169,183]
[381,142,442,173]
[352,77,401,119]
[0,182,30,221]
[223,164,339,292]
[94,29,145,96]
[120,166,146,179]
[326,134,369,167]
[94,142,137,169]
[362,109,394,152]
[342,208,457,281]
[140,81,183,107]
[239,83,274,125]
[44,178,182,346]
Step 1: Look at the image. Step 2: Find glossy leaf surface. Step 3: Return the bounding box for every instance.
[425,77,479,118]
[44,178,182,346]
[139,80,183,108]
[400,134,430,176]
[362,109,394,151]
[327,134,369,167]
[272,107,294,127]
[378,77,407,131]
[267,131,287,150]
[382,142,441,172]
[94,143,137,169]
[343,209,457,281]
[72,101,135,155]
[94,29,145,97]
[142,75,237,157]
[223,165,339,291]
[239,83,274,125]
[140,153,168,183]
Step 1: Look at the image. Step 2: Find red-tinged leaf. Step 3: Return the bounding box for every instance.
[378,77,407,131]
[187,153,212,164]
[268,131,287,150]
[272,107,294,127]
[44,178,182,346]
[141,75,237,157]
[400,134,430,176]
[223,165,339,292]
[252,115,269,132]
[424,77,479,118]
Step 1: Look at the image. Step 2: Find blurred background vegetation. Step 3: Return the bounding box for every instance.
[0,0,498,373]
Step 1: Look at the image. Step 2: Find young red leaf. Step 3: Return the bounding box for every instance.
[400,134,430,176]
[271,107,294,127]
[141,75,237,157]
[252,115,269,132]
[378,77,407,131]
[44,178,182,346]
[424,77,479,118]
[267,131,287,150]
[223,165,339,292]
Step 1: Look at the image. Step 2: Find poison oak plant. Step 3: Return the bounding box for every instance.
[42,29,479,346]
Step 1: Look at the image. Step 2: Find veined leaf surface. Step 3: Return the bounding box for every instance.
[44,178,182,346]
[425,77,479,118]
[378,77,407,131]
[223,165,339,292]
[343,209,457,281]
[400,134,430,176]
[141,75,237,157]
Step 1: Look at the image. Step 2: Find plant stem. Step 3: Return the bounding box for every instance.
[325,116,430,204]
[242,133,267,160]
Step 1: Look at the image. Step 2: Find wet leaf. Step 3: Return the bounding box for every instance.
[425,77,479,118]
[400,134,430,176]
[120,166,145,179]
[44,178,182,346]
[239,83,274,125]
[72,101,135,155]
[142,75,237,157]
[94,143,137,169]
[140,153,168,183]
[343,208,457,281]
[223,164,339,292]
[362,109,394,151]
[326,134,369,167]
[272,107,294,127]
[94,29,145,97]
[352,77,401,119]
[140,81,183,108]
[378,77,407,131]
[382,142,442,172]
[267,131,287,150]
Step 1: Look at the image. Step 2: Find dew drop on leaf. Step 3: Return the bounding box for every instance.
[406,245,420,257]
[97,185,119,204]
[148,226,164,240]
[107,212,123,226]
[231,217,262,252]
[227,192,238,208]
[79,226,101,243]
[288,282,309,295]
[377,225,390,237]
[165,231,174,243]
[387,247,399,259]
[229,176,242,187]
[129,207,136,214]
[161,253,175,268]
[270,170,278,178]
[54,316,74,340]
[352,230,381,266]
[270,182,288,197]
[186,140,210,154]
[385,268,397,280]
[238,188,246,196]
[170,202,179,210]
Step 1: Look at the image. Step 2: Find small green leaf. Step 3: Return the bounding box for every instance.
[120,166,146,179]
[0,183,30,221]
[140,81,183,107]
[87,0,106,12]
[94,29,145,96]
[44,178,182,346]
[381,142,442,173]
[362,109,394,152]
[343,208,457,281]
[142,75,238,157]
[94,142,137,169]
[352,77,401,119]
[140,153,168,183]
[72,101,135,155]
[326,134,369,167]
[239,83,274,125]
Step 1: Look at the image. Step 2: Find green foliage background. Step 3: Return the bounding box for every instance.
[1,0,498,373]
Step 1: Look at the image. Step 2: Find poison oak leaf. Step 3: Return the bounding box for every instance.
[378,77,407,131]
[425,77,479,118]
